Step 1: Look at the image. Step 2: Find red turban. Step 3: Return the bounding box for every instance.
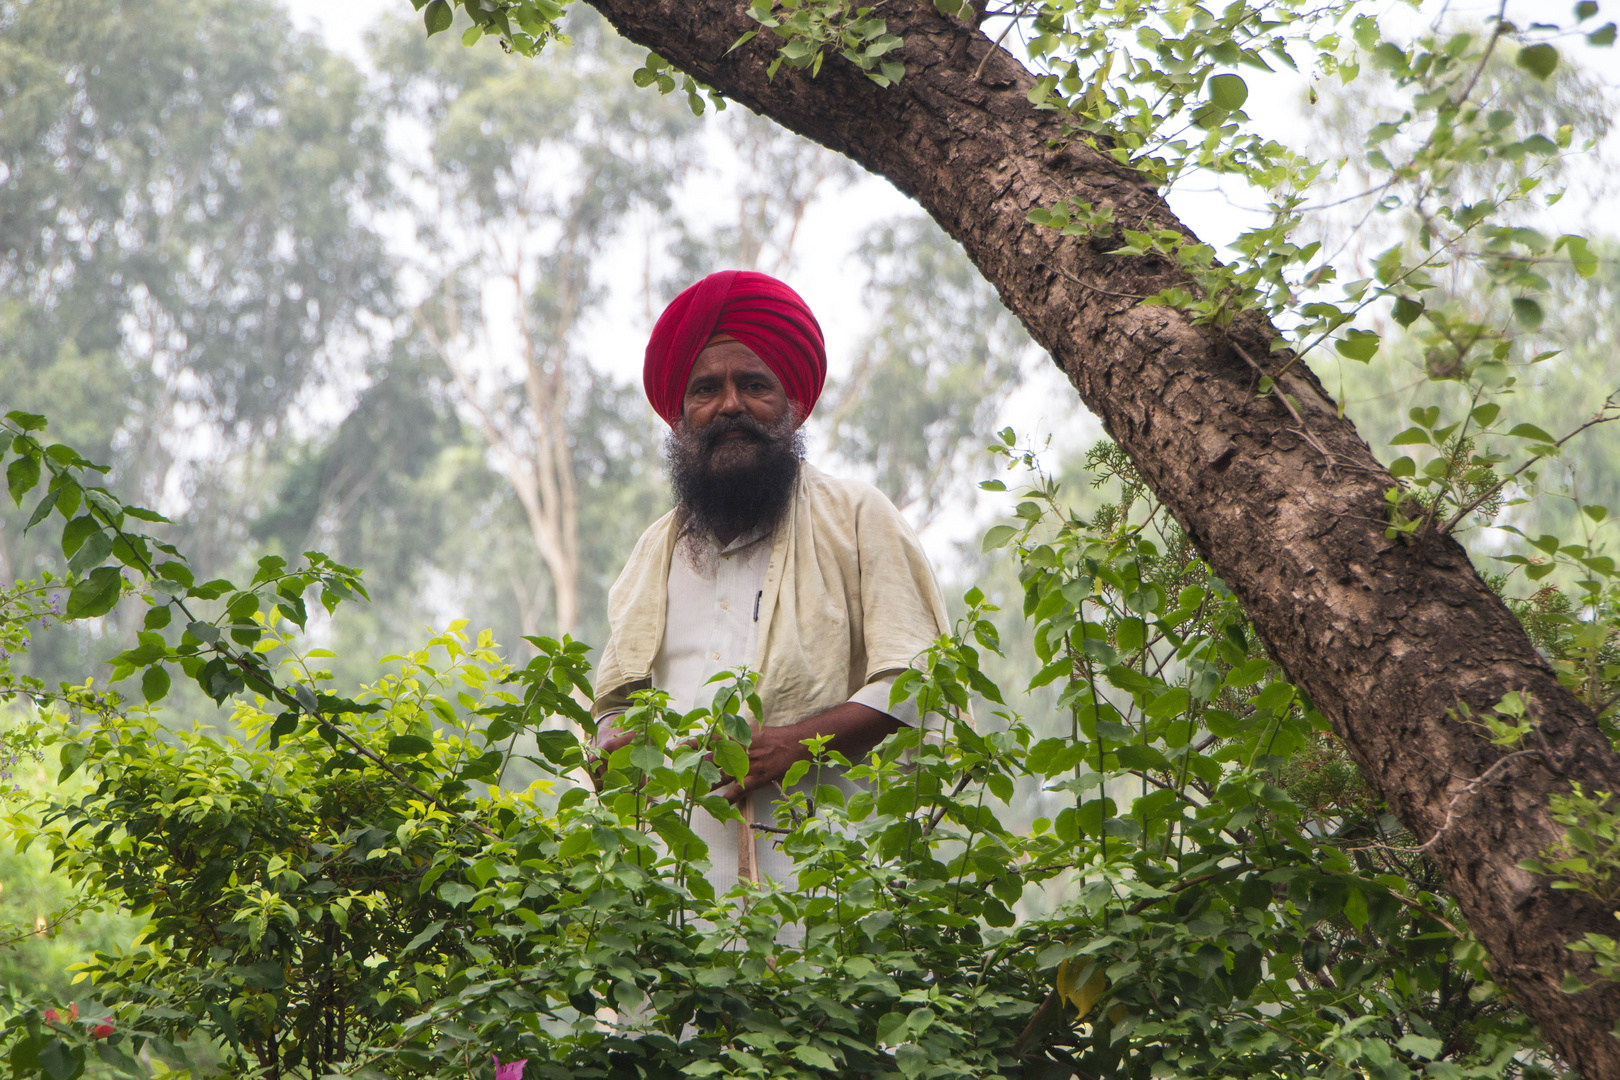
[643,270,826,427]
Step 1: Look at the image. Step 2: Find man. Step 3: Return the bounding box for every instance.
[591,269,950,891]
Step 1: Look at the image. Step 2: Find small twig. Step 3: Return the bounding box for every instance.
[1230,340,1306,423]
[1048,262,1150,301]
[750,822,794,835]
[973,0,1038,81]
[1452,0,1511,108]
[1437,409,1620,535]
[1591,688,1620,717]
[1408,749,1545,854]
[924,772,977,835]
[1229,341,1391,482]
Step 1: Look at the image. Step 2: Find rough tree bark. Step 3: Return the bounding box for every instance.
[583,0,1620,1070]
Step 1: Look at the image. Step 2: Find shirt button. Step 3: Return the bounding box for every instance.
[713,652,721,660]
[720,601,729,610]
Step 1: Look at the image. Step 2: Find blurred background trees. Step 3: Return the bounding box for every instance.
[0,0,1024,694]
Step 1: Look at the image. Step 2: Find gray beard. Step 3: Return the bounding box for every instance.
[664,411,805,549]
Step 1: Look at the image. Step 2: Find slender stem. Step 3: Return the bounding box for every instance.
[1439,406,1620,534]
[973,0,1038,81]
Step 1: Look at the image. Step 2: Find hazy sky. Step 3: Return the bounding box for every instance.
[277,0,1620,558]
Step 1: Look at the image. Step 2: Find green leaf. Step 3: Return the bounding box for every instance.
[5,410,47,431]
[67,528,113,574]
[1560,234,1601,277]
[38,1039,81,1080]
[1145,687,1190,719]
[461,24,482,45]
[1576,1,1599,20]
[423,0,453,35]
[1391,295,1424,327]
[1516,43,1559,79]
[1506,423,1557,442]
[1208,73,1248,110]
[793,1046,837,1071]
[438,882,476,906]
[1114,743,1171,770]
[1028,658,1072,690]
[1389,427,1432,446]
[1397,1034,1444,1059]
[894,1043,928,1079]
[388,734,435,756]
[1344,887,1368,929]
[1076,798,1114,837]
[404,920,446,952]
[1588,22,1616,44]
[63,566,123,620]
[142,665,171,704]
[714,738,749,782]
[1511,298,1544,329]
[23,486,61,531]
[624,740,660,773]
[7,453,40,506]
[58,743,88,783]
[1335,329,1381,362]
[982,524,1018,552]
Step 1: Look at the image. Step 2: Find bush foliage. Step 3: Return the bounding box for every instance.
[0,412,1565,1080]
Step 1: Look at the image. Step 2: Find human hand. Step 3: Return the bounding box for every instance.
[706,703,901,806]
[589,730,636,790]
[708,722,813,806]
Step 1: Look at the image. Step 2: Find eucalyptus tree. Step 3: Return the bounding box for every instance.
[372,8,697,637]
[0,0,391,681]
[423,0,1620,1068]
[663,107,858,285]
[825,214,1037,526]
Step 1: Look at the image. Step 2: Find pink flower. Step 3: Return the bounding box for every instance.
[44,1009,59,1024]
[90,1021,114,1039]
[492,1054,527,1080]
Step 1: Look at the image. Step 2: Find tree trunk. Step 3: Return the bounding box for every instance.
[584,0,1620,1070]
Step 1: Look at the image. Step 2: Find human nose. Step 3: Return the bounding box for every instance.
[717,379,745,415]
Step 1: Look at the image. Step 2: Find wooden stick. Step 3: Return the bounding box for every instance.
[738,793,760,884]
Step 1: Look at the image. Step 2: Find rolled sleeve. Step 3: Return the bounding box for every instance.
[848,670,919,727]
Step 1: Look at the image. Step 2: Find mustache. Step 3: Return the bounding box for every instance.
[699,414,773,449]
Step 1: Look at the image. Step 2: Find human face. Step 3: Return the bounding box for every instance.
[682,338,792,441]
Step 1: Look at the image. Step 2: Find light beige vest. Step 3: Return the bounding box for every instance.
[592,464,950,726]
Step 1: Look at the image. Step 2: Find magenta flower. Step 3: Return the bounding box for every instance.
[492,1054,527,1080]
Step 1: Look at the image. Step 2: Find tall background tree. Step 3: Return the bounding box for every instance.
[0,0,392,684]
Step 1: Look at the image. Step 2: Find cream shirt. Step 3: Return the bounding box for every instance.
[643,523,916,724]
